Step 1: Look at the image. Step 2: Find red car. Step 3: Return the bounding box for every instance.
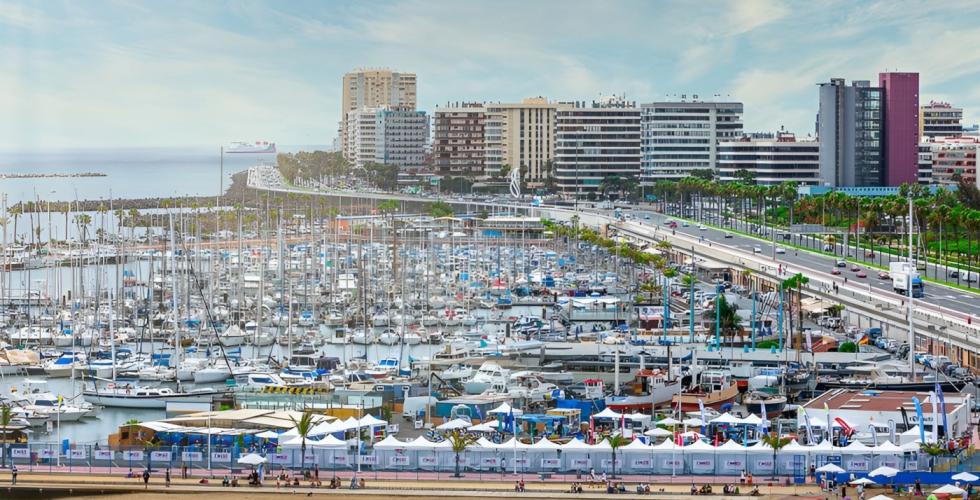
[856,271,867,278]
[831,268,842,275]
[850,265,860,272]
[878,271,890,279]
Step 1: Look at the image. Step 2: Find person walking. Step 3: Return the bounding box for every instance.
[143,468,150,489]
[11,465,17,485]
[165,468,171,488]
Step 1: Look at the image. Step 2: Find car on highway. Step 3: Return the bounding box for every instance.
[878,271,890,279]
[753,246,762,253]
[856,270,867,278]
[775,247,786,254]
[723,233,733,239]
[831,268,841,275]
[836,259,847,267]
[851,265,860,272]
[698,225,706,231]
[682,222,689,227]
[643,214,650,220]
[666,221,678,228]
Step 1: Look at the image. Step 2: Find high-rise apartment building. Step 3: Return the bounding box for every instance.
[345,108,380,168]
[718,132,821,186]
[923,136,980,187]
[817,78,884,187]
[879,72,920,186]
[432,103,486,178]
[918,142,933,185]
[920,101,963,138]
[340,69,417,161]
[554,96,641,195]
[484,97,557,186]
[374,108,429,174]
[346,107,428,172]
[639,100,743,183]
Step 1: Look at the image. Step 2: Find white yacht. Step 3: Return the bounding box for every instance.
[462,361,510,394]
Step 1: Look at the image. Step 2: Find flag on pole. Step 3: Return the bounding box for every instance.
[935,382,948,439]
[929,391,939,443]
[698,399,707,435]
[800,407,815,445]
[868,423,879,447]
[912,396,926,444]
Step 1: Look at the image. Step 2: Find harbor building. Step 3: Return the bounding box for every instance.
[555,95,642,196]
[801,389,972,443]
[817,78,885,187]
[918,142,933,184]
[432,103,486,178]
[920,101,963,139]
[717,131,822,186]
[640,100,743,183]
[340,69,417,162]
[879,72,920,186]
[484,97,558,187]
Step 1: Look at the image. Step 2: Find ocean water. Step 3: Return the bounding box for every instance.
[0,145,328,206]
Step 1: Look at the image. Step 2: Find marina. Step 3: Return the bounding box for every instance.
[1,174,976,485]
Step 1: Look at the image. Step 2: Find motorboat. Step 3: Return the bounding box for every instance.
[439,364,473,381]
[606,368,682,412]
[463,361,510,394]
[743,391,787,418]
[672,369,740,412]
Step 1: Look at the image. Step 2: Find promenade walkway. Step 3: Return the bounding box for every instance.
[0,469,836,499]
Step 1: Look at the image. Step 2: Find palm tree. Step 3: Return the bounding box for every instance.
[607,434,631,479]
[447,430,477,477]
[761,432,791,479]
[289,412,316,472]
[1,403,11,468]
[782,273,810,350]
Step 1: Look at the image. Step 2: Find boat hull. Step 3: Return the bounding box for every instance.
[82,390,217,409]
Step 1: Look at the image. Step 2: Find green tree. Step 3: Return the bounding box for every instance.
[447,430,477,477]
[607,434,631,479]
[1,403,10,468]
[289,412,316,472]
[734,168,756,184]
[425,201,455,218]
[838,341,857,353]
[761,432,791,479]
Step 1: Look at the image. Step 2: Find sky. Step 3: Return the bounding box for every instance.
[3,0,980,150]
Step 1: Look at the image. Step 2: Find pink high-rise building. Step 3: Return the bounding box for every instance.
[879,72,920,186]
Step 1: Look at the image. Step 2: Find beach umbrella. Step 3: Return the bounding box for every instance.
[952,472,979,482]
[868,466,900,478]
[933,484,966,495]
[815,463,845,474]
[850,477,877,486]
[237,453,267,465]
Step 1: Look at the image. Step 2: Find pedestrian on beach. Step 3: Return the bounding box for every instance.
[165,468,171,487]
[143,468,150,489]
[11,465,17,485]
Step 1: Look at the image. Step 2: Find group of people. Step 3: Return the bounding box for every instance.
[605,481,627,494]
[691,483,713,495]
[514,479,526,492]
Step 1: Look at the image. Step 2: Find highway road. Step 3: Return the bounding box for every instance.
[621,208,980,320]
